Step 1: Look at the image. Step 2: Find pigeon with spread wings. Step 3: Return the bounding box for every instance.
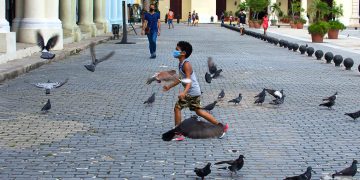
[36,31,59,59]
[84,42,115,72]
[31,78,69,94]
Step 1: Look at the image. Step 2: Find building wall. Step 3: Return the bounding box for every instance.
[158,0,170,20]
[182,0,191,20]
[226,0,241,16]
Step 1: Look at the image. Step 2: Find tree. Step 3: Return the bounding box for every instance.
[246,0,270,20]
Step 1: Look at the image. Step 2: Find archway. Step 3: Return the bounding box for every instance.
[216,0,226,20]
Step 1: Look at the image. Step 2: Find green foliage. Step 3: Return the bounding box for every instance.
[308,21,330,36]
[224,11,229,17]
[270,3,283,20]
[246,0,270,20]
[329,1,344,20]
[309,0,331,22]
[238,1,249,11]
[290,1,304,17]
[328,20,346,30]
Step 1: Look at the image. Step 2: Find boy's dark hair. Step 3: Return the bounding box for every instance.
[177,41,193,59]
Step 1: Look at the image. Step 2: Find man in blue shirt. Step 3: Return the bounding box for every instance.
[141,4,161,59]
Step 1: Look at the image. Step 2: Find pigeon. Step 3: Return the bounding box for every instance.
[205,72,212,83]
[194,163,211,180]
[218,89,225,100]
[228,93,242,104]
[146,70,191,85]
[265,89,283,99]
[254,95,266,105]
[208,57,217,74]
[255,88,266,98]
[36,31,59,59]
[84,42,115,72]
[144,93,155,104]
[212,69,223,79]
[270,94,285,105]
[345,110,360,120]
[322,92,337,101]
[284,166,314,180]
[332,160,358,178]
[215,155,245,176]
[319,99,335,109]
[162,115,224,141]
[41,99,51,113]
[203,101,217,112]
[31,78,69,94]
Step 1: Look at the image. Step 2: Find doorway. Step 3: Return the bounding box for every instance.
[170,0,182,19]
[216,0,226,20]
[5,0,15,28]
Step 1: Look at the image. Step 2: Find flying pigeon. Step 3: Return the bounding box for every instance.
[203,101,218,112]
[332,160,358,178]
[255,88,266,98]
[31,78,69,94]
[218,89,225,100]
[228,93,242,105]
[319,99,335,109]
[162,115,224,141]
[144,93,155,104]
[36,31,59,59]
[215,155,245,176]
[84,42,115,72]
[194,163,211,180]
[41,99,51,113]
[345,110,360,120]
[208,57,217,74]
[146,70,191,85]
[205,72,212,83]
[212,69,223,79]
[265,89,283,99]
[284,166,314,180]
[322,92,337,101]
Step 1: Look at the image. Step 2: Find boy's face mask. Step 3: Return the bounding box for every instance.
[173,50,182,58]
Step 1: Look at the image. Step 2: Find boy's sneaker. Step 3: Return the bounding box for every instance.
[218,123,229,139]
[172,133,185,141]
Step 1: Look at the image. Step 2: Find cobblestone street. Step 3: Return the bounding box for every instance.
[0,24,360,179]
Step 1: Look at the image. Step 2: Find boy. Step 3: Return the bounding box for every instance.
[163,41,229,141]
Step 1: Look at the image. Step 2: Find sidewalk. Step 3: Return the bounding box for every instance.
[0,26,140,83]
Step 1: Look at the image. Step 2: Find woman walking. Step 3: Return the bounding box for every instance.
[262,13,269,35]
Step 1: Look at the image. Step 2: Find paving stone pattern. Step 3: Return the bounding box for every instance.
[0,24,359,179]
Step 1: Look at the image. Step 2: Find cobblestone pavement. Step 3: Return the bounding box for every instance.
[0,24,360,179]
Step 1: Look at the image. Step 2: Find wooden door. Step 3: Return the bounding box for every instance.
[170,0,182,19]
[216,0,226,20]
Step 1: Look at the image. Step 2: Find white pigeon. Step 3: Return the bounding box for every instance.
[32,78,69,94]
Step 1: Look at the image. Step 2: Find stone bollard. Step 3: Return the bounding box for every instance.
[325,52,334,63]
[333,55,343,66]
[306,47,315,57]
[299,45,307,54]
[315,50,324,60]
[343,58,354,70]
[292,43,299,52]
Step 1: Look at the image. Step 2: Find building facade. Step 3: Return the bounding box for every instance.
[0,0,137,63]
[157,0,360,27]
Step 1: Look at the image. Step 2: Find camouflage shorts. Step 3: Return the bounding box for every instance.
[175,95,201,111]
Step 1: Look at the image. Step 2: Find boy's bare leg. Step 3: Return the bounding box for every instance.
[174,107,182,126]
[195,109,219,125]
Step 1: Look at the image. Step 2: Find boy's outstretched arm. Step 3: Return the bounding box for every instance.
[163,80,180,91]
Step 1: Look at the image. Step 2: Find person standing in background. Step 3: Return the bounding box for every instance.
[194,13,199,26]
[187,12,192,26]
[191,10,196,26]
[167,9,174,29]
[238,10,246,35]
[262,13,269,36]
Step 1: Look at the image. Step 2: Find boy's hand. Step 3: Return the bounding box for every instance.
[178,92,186,100]
[141,30,145,36]
[163,85,170,92]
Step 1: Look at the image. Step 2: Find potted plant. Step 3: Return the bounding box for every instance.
[327,1,345,39]
[254,19,262,28]
[224,11,229,21]
[328,20,346,39]
[296,16,307,29]
[290,16,299,29]
[308,0,331,43]
[308,21,330,43]
[290,1,304,28]
[270,2,282,26]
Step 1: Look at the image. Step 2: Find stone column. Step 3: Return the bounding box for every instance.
[349,0,360,27]
[12,0,63,50]
[301,0,309,25]
[0,0,16,54]
[60,0,82,42]
[78,0,97,37]
[94,0,109,33]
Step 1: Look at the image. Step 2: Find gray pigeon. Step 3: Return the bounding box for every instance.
[218,89,225,100]
[254,95,265,105]
[265,89,283,99]
[36,31,59,59]
[144,93,155,104]
[255,88,266,98]
[194,163,211,180]
[212,69,223,79]
[32,78,69,94]
[228,93,242,104]
[270,94,285,105]
[216,155,245,176]
[203,101,217,112]
[284,166,314,180]
[319,99,335,109]
[41,99,51,113]
[84,42,115,72]
[208,57,217,74]
[345,110,360,120]
[205,72,212,83]
[332,160,357,178]
[323,92,337,101]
